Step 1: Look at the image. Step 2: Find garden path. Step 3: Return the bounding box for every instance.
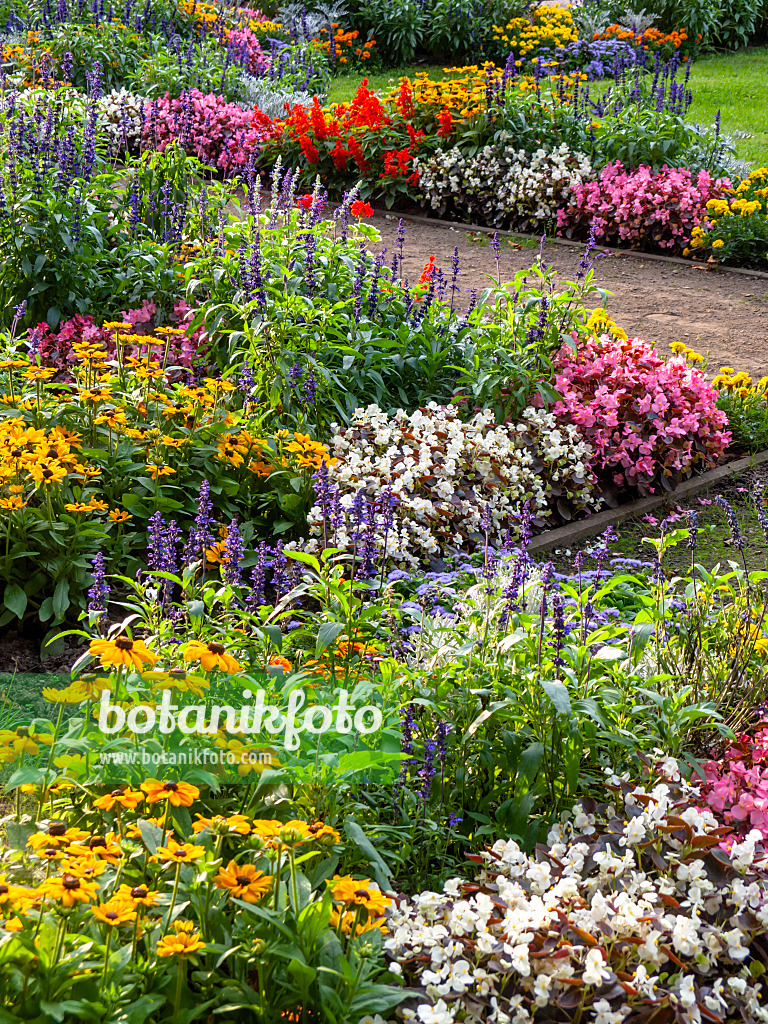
[367,212,768,379]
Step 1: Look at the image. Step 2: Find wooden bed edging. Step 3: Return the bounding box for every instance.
[527,448,768,553]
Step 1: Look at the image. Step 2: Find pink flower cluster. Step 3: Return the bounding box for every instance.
[700,721,768,840]
[226,27,269,75]
[144,90,276,174]
[119,299,203,369]
[33,315,112,367]
[552,333,731,493]
[556,161,729,250]
[31,302,205,373]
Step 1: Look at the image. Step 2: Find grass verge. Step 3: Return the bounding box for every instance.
[327,48,768,165]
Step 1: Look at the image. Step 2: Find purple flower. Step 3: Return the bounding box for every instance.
[224,519,244,586]
[87,552,109,617]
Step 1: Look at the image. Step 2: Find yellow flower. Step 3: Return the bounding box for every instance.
[214,862,272,903]
[108,509,132,522]
[156,929,205,958]
[140,779,200,806]
[155,839,206,864]
[146,465,175,479]
[712,239,725,248]
[182,640,241,673]
[89,636,158,670]
[92,898,136,926]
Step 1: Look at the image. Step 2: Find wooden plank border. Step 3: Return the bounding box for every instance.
[528,449,768,553]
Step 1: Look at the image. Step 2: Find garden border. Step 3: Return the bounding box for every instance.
[374,209,768,281]
[528,448,768,553]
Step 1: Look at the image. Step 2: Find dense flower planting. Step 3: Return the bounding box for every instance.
[557,163,730,252]
[0,0,766,1019]
[304,403,597,566]
[551,327,731,496]
[387,764,768,1023]
[416,142,593,229]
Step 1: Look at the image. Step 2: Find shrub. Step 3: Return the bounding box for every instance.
[552,328,731,498]
[557,161,729,252]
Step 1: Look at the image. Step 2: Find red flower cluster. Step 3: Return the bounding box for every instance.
[350,200,373,218]
[259,81,428,199]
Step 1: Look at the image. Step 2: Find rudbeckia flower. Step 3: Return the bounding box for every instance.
[182,640,241,673]
[214,862,272,903]
[156,929,206,958]
[89,636,158,670]
[140,779,200,806]
[155,839,206,864]
[43,873,99,907]
[91,898,136,927]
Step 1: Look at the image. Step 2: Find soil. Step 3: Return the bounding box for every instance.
[367,211,768,379]
[0,629,83,675]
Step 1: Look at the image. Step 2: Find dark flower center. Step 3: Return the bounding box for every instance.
[131,886,148,899]
[355,889,369,899]
[208,642,225,655]
[106,911,118,920]
[62,875,80,890]
[89,837,107,849]
[0,885,10,895]
[110,788,124,797]
[163,781,178,791]
[48,823,66,837]
[235,875,251,887]
[115,638,134,650]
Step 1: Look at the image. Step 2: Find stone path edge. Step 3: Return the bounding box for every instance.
[528,448,768,553]
[373,208,768,281]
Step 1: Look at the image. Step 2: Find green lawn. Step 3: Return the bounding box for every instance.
[328,65,449,104]
[328,48,768,166]
[688,47,768,165]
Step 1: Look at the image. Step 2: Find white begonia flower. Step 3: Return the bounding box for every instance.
[677,974,697,1008]
[417,1000,455,1024]
[592,999,629,1024]
[583,948,610,986]
[533,973,552,1006]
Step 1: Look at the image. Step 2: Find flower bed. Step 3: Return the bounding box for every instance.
[0,0,767,1018]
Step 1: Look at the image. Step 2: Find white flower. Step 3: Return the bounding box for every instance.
[417,999,455,1024]
[677,974,697,1008]
[583,949,610,986]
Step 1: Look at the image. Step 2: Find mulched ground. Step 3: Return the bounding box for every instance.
[369,211,768,379]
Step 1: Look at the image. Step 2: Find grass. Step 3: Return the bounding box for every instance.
[327,48,768,166]
[327,64,449,104]
[688,47,768,166]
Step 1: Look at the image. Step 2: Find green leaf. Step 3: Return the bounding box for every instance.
[3,584,26,620]
[137,819,164,855]
[315,621,345,659]
[52,579,70,621]
[343,820,392,890]
[539,679,571,717]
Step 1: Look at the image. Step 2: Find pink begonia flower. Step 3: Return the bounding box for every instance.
[551,334,730,493]
[557,160,730,251]
[143,90,278,175]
